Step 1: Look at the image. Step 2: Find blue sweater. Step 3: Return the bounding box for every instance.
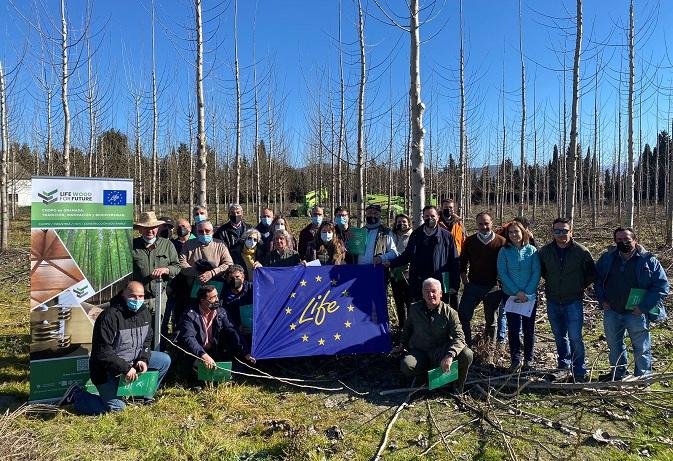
[497,244,541,296]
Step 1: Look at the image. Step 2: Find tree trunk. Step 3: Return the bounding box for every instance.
[356,0,367,226]
[151,0,159,210]
[564,0,582,224]
[518,0,526,217]
[0,62,8,249]
[625,0,635,227]
[60,0,70,176]
[195,0,208,206]
[456,0,466,217]
[234,0,242,204]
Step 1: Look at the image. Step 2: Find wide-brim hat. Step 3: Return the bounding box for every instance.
[134,211,165,228]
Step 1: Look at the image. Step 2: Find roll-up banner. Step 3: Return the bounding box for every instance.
[29,177,134,401]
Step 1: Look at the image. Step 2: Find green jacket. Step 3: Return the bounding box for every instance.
[132,237,181,297]
[538,239,596,304]
[401,300,466,363]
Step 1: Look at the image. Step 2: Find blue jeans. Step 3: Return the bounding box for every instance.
[458,283,502,346]
[506,301,537,364]
[546,300,586,376]
[73,351,172,415]
[497,302,507,343]
[603,309,652,377]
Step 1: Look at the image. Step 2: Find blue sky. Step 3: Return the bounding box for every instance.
[1,0,672,169]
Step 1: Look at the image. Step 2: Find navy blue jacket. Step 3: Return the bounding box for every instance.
[222,281,254,327]
[177,305,246,358]
[389,225,460,299]
[595,245,669,321]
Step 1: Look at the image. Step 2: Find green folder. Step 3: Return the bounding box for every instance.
[442,272,450,294]
[190,280,224,299]
[117,371,159,397]
[346,227,367,256]
[239,304,253,330]
[198,361,232,382]
[427,361,459,390]
[625,288,647,310]
[84,379,98,395]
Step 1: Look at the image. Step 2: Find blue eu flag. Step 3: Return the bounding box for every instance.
[251,265,391,359]
[103,190,127,206]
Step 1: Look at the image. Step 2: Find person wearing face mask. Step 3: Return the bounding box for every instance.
[256,208,275,254]
[457,212,506,355]
[230,229,267,281]
[59,281,172,414]
[538,218,596,382]
[191,205,209,237]
[356,204,398,266]
[266,230,301,267]
[305,221,346,265]
[176,285,254,378]
[221,265,254,339]
[214,203,250,249]
[334,206,358,264]
[157,216,175,240]
[180,220,234,294]
[131,212,181,328]
[438,199,466,255]
[595,227,669,382]
[390,213,413,327]
[385,206,460,308]
[298,206,325,259]
[270,215,297,251]
[165,218,195,335]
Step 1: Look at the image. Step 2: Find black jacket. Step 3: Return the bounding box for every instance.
[89,293,152,385]
[177,305,246,358]
[214,221,250,249]
[222,281,254,327]
[389,225,460,300]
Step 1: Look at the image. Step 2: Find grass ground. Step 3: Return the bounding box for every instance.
[2,207,673,460]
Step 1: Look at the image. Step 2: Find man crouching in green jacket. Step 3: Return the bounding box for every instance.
[393,278,473,391]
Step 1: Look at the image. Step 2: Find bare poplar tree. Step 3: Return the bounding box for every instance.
[233,0,242,204]
[195,0,208,206]
[356,0,366,225]
[625,0,635,227]
[409,0,426,224]
[564,0,582,224]
[457,0,466,216]
[60,0,71,176]
[518,0,526,217]
[150,0,159,210]
[0,62,8,249]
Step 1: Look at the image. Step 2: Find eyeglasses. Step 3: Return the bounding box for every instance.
[553,229,570,236]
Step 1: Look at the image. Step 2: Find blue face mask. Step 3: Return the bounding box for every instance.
[260,217,272,226]
[142,236,157,245]
[335,216,348,226]
[126,299,144,312]
[311,216,323,226]
[194,214,207,224]
[198,234,213,245]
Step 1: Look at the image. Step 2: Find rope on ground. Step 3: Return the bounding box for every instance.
[161,334,344,392]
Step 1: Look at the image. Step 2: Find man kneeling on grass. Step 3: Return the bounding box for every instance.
[392,278,473,392]
[59,281,171,414]
[176,284,255,375]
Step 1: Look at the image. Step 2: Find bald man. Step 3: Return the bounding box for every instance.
[59,281,172,414]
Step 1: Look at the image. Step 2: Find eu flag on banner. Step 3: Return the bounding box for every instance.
[252,265,391,359]
[103,190,127,206]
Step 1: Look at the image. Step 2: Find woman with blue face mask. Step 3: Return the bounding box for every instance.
[304,222,345,265]
[230,229,268,281]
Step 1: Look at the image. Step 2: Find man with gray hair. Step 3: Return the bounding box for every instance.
[298,205,325,258]
[393,277,473,390]
[214,203,250,249]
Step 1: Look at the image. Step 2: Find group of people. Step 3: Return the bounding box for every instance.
[59,199,669,415]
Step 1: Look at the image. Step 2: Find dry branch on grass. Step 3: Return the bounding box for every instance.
[0,405,60,461]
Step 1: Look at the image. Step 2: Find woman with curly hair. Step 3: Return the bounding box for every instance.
[304,221,346,265]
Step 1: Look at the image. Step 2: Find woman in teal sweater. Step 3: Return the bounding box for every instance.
[497,221,541,370]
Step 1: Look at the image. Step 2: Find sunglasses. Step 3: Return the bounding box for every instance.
[553,229,570,236]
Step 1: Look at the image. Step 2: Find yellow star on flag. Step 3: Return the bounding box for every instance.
[347,304,354,312]
[290,292,296,298]
[302,334,309,342]
[315,275,322,282]
[344,321,352,328]
[341,289,349,296]
[285,307,292,315]
[318,338,326,346]
[290,323,297,330]
[330,279,338,286]
[333,333,341,341]
[300,280,307,287]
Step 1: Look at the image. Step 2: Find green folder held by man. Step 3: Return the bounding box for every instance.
[427,361,459,390]
[346,227,367,256]
[198,361,232,382]
[625,288,647,311]
[117,371,159,397]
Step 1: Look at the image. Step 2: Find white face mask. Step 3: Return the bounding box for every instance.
[245,238,257,249]
[321,232,333,242]
[274,224,285,231]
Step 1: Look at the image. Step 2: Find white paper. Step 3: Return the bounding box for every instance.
[305,259,321,267]
[504,296,535,318]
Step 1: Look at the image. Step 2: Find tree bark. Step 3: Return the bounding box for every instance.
[195,0,208,206]
[625,0,635,227]
[356,0,367,226]
[60,0,70,176]
[564,0,582,224]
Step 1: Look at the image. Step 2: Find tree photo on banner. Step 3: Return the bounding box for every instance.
[29,176,133,401]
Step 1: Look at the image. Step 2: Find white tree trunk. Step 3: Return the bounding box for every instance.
[151,0,159,210]
[457,0,465,217]
[518,0,526,217]
[60,0,71,176]
[356,0,366,226]
[625,0,635,227]
[0,62,9,249]
[195,0,208,206]
[234,0,242,204]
